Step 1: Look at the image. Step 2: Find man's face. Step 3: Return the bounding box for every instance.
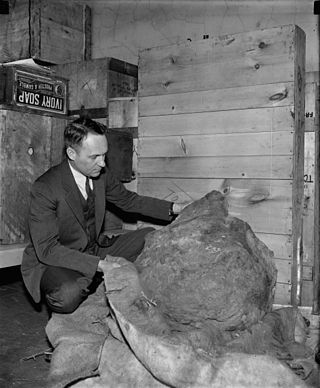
[67,132,108,178]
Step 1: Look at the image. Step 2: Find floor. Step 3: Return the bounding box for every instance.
[0,266,51,388]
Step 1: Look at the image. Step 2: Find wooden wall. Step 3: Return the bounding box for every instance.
[137,25,306,306]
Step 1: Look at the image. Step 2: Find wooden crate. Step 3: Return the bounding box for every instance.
[54,58,138,116]
[137,25,306,307]
[0,0,91,64]
[0,110,63,244]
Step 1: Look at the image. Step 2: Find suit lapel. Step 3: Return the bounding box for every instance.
[60,160,86,230]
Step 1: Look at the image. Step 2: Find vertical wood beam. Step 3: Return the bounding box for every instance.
[291,26,306,306]
[313,84,320,314]
[29,0,41,58]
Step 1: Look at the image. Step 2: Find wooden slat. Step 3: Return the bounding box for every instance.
[302,280,314,307]
[256,233,292,260]
[228,206,291,235]
[139,26,297,96]
[290,26,306,306]
[274,283,291,305]
[138,155,293,180]
[138,132,293,158]
[139,25,296,74]
[138,177,292,207]
[274,258,292,284]
[139,60,293,97]
[138,177,292,235]
[139,82,294,117]
[139,107,294,137]
[303,132,315,266]
[313,84,320,313]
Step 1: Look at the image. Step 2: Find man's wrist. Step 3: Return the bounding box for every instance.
[169,202,174,216]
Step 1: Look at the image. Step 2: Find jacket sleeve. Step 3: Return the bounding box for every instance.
[28,180,99,279]
[104,169,173,221]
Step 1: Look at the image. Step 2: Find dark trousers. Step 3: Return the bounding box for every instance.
[40,227,154,314]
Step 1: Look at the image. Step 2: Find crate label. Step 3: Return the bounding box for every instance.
[13,69,67,115]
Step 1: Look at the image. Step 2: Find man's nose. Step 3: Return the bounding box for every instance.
[97,156,106,167]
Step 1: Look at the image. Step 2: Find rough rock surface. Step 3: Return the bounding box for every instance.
[135,190,277,332]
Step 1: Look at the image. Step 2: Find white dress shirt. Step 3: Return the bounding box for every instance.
[68,162,93,200]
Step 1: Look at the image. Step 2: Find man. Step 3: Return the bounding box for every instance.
[21,118,186,314]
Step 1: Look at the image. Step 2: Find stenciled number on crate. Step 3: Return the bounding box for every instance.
[304,174,314,183]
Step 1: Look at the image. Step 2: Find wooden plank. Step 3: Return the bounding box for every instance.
[139,107,294,137]
[139,26,297,96]
[274,259,292,284]
[302,266,314,281]
[290,26,306,306]
[138,177,293,236]
[139,25,296,74]
[138,177,293,206]
[256,233,292,261]
[0,110,52,244]
[303,132,315,266]
[138,155,293,180]
[302,280,314,307]
[138,131,293,158]
[274,283,291,305]
[313,86,320,313]
[139,82,294,117]
[139,59,293,97]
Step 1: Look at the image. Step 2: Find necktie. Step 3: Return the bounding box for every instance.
[85,177,93,200]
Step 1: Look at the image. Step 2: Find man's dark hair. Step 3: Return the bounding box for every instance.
[64,117,106,150]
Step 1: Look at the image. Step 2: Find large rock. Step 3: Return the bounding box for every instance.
[135,190,277,332]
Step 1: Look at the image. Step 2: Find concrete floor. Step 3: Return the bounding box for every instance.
[0,266,51,388]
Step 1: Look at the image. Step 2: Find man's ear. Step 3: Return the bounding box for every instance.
[66,146,76,161]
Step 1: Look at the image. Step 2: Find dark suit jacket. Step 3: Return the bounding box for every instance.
[21,159,172,303]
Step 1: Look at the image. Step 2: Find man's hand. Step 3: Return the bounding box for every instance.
[97,254,128,272]
[172,201,191,215]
